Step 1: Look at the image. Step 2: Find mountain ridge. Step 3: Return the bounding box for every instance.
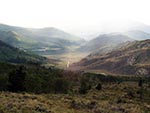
[76,33,134,54]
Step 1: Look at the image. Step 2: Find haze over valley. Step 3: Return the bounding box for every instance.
[0,0,150,112]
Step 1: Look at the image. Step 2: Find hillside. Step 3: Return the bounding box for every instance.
[71,39,150,76]
[0,24,85,55]
[77,33,133,54]
[0,40,46,64]
[0,31,21,46]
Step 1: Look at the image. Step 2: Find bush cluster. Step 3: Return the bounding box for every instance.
[0,65,71,94]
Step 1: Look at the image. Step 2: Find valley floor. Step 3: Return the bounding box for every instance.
[45,52,88,69]
[0,82,149,113]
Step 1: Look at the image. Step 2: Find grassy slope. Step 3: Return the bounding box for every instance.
[0,40,46,64]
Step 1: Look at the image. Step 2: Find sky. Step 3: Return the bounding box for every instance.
[0,0,150,36]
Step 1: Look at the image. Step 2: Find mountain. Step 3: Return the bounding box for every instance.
[71,39,150,76]
[77,33,133,54]
[81,21,150,40]
[0,24,85,55]
[124,30,150,40]
[0,40,46,64]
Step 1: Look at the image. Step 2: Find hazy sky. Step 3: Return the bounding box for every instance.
[0,0,150,35]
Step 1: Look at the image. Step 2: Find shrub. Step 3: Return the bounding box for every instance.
[25,75,43,93]
[79,78,91,94]
[8,66,26,92]
[0,75,8,91]
[95,83,102,90]
[54,78,70,93]
[138,79,143,87]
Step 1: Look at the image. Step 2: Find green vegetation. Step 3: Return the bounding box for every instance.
[8,66,26,92]
[0,63,70,94]
[0,62,149,113]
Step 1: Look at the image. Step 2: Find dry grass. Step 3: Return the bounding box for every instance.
[0,82,149,113]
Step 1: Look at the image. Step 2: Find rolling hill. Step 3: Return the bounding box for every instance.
[71,39,150,76]
[0,24,85,55]
[0,40,46,64]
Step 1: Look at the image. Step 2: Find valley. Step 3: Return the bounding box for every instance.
[45,52,88,68]
[0,23,150,113]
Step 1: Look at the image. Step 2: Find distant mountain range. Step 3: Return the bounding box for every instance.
[81,21,150,40]
[71,39,150,76]
[76,22,150,56]
[0,24,85,55]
